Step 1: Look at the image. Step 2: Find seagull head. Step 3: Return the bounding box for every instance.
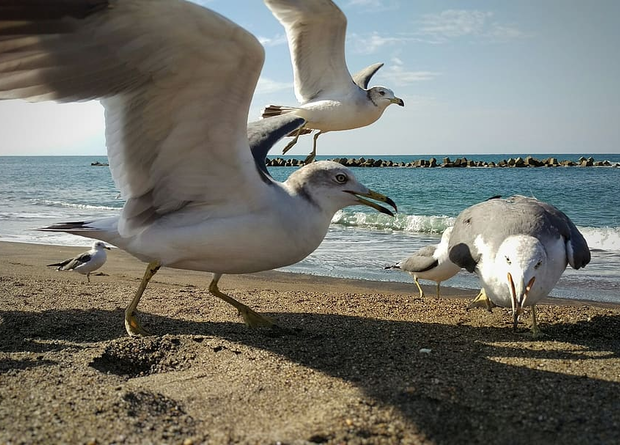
[93,241,111,251]
[285,161,397,217]
[368,87,404,108]
[495,235,547,330]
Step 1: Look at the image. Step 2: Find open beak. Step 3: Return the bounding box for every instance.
[508,273,536,331]
[346,190,397,217]
[392,97,405,107]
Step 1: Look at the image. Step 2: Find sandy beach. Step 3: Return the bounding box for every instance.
[1,241,619,444]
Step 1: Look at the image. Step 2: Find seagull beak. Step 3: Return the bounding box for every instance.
[347,190,397,217]
[507,272,522,331]
[391,97,404,106]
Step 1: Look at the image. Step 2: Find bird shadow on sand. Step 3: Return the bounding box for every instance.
[1,306,619,444]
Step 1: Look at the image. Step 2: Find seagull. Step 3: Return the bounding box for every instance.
[0,0,397,337]
[47,241,111,283]
[448,196,590,336]
[386,227,461,299]
[262,0,404,163]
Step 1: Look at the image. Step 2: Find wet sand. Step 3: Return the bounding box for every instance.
[1,241,619,444]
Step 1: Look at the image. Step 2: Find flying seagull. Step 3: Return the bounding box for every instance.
[0,0,397,336]
[448,196,590,336]
[262,0,404,163]
[386,227,461,299]
[47,241,111,282]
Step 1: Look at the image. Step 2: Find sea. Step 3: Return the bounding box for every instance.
[1,154,619,303]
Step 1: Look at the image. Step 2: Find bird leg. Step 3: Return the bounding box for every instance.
[530,305,543,338]
[414,277,425,298]
[435,282,441,299]
[467,288,495,312]
[208,274,275,328]
[86,273,91,283]
[124,261,161,336]
[303,131,322,164]
[281,127,304,154]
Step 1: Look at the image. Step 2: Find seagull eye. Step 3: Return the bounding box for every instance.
[335,173,348,184]
[505,256,511,265]
[535,261,542,269]
[379,90,385,96]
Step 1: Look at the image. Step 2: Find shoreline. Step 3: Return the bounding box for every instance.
[2,240,620,443]
[1,240,618,310]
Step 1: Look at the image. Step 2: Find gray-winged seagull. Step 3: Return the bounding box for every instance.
[47,241,111,283]
[0,0,397,336]
[262,0,404,163]
[386,227,460,298]
[448,196,590,336]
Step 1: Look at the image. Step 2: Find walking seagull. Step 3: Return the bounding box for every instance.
[448,196,590,336]
[47,241,110,283]
[0,0,397,336]
[262,0,404,163]
[386,227,460,298]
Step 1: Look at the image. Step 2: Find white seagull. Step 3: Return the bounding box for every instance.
[47,241,111,283]
[0,0,397,336]
[262,0,404,163]
[386,227,461,299]
[448,196,591,336]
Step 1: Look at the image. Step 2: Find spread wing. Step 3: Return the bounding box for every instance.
[264,0,356,103]
[0,0,267,236]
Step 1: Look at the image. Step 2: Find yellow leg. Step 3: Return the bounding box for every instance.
[124,261,161,336]
[468,288,495,311]
[414,277,425,298]
[282,127,304,154]
[209,274,275,328]
[304,131,322,164]
[530,305,543,338]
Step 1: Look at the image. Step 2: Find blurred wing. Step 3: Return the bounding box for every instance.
[264,0,355,102]
[352,62,383,89]
[0,0,266,236]
[248,114,306,182]
[399,246,438,273]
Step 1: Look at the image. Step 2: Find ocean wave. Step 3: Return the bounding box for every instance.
[35,199,120,211]
[331,211,455,234]
[579,226,620,252]
[332,211,620,252]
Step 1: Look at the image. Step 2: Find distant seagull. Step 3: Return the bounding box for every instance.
[48,241,110,283]
[262,0,404,163]
[0,0,397,337]
[386,227,460,298]
[448,196,591,336]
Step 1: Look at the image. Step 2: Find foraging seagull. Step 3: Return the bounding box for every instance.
[0,0,396,337]
[47,241,111,283]
[386,227,461,299]
[448,196,590,336]
[262,0,404,163]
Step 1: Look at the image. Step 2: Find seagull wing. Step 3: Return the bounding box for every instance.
[0,0,268,236]
[264,0,355,102]
[398,246,439,273]
[352,63,384,89]
[523,198,591,270]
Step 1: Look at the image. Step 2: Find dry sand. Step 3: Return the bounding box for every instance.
[1,241,619,444]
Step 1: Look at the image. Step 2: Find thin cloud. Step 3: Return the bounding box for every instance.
[348,32,420,55]
[254,77,294,95]
[376,58,440,87]
[345,0,400,13]
[416,9,529,43]
[257,34,288,47]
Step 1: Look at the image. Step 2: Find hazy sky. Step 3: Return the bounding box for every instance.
[1,0,619,156]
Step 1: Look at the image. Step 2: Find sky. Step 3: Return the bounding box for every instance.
[0,0,619,156]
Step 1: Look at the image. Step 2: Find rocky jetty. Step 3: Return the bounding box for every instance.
[90,161,109,166]
[265,155,618,168]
